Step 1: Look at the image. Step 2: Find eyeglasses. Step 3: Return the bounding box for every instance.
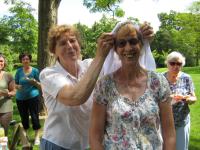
[115,37,139,48]
[169,62,182,66]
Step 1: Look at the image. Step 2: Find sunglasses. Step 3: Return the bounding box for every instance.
[115,37,139,48]
[169,62,182,66]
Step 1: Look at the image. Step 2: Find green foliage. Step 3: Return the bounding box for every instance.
[83,0,124,18]
[0,1,38,54]
[0,45,17,71]
[156,66,200,74]
[115,8,125,17]
[188,0,200,13]
[152,9,200,67]
[152,49,169,67]
[75,15,118,59]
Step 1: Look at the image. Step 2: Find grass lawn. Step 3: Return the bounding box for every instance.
[7,66,200,150]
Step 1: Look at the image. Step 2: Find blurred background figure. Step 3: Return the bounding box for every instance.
[0,53,15,136]
[15,53,41,145]
[163,51,197,150]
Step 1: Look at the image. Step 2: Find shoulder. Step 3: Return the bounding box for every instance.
[180,72,191,78]
[80,58,93,69]
[4,72,14,81]
[148,71,169,88]
[16,67,23,72]
[98,74,112,83]
[32,67,39,72]
[39,65,64,81]
[40,66,56,77]
[4,71,13,77]
[149,71,166,80]
[15,67,23,75]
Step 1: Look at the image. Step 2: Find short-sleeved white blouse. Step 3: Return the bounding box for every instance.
[93,71,171,150]
[39,59,93,149]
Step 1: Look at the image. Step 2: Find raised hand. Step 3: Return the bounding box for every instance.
[140,22,154,41]
[96,33,114,58]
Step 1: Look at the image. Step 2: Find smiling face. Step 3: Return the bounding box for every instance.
[115,24,143,65]
[0,56,5,71]
[55,31,81,67]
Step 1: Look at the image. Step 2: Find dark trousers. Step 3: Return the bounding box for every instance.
[16,96,41,130]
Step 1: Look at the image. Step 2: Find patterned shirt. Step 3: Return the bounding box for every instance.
[93,71,171,150]
[163,72,195,127]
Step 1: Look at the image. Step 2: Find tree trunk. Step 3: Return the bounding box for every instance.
[37,0,61,70]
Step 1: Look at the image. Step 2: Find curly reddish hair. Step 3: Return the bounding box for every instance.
[48,24,82,54]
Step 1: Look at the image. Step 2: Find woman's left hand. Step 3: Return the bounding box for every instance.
[183,95,197,105]
[140,22,154,41]
[96,33,114,58]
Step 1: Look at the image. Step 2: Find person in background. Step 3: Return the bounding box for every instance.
[39,22,154,150]
[0,53,15,136]
[15,53,41,145]
[89,21,176,150]
[163,51,197,150]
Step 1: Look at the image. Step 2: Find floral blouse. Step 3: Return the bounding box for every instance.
[163,72,195,128]
[93,71,171,150]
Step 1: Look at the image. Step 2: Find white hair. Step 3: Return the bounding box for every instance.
[165,51,185,66]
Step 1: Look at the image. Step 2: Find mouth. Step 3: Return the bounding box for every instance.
[123,53,136,59]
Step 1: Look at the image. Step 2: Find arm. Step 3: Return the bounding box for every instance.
[140,22,154,42]
[0,74,16,97]
[7,80,16,97]
[57,33,114,106]
[185,92,197,105]
[159,99,176,150]
[15,69,22,90]
[26,78,41,91]
[89,101,106,150]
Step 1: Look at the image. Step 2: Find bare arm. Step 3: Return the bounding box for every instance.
[57,33,114,106]
[7,80,16,97]
[159,98,176,150]
[185,92,197,105]
[27,78,42,91]
[89,101,106,150]
[0,80,16,97]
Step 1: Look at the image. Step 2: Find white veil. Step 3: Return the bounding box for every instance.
[102,21,156,75]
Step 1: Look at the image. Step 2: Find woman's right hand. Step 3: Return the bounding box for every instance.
[170,94,184,104]
[0,89,9,97]
[16,84,22,90]
[96,33,114,58]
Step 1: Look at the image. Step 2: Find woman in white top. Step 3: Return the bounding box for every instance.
[39,23,154,150]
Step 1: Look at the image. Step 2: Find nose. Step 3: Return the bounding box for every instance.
[124,41,133,50]
[66,40,73,48]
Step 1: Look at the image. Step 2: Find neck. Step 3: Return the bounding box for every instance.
[167,71,180,83]
[23,65,30,70]
[116,64,146,84]
[121,63,145,80]
[61,60,79,78]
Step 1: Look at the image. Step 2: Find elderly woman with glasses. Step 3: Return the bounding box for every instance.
[163,51,197,150]
[89,21,176,150]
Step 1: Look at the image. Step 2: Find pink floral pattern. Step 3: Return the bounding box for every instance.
[93,71,171,150]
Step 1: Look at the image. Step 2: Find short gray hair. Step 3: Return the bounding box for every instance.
[165,51,185,66]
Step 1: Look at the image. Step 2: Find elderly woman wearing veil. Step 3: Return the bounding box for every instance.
[89,21,176,150]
